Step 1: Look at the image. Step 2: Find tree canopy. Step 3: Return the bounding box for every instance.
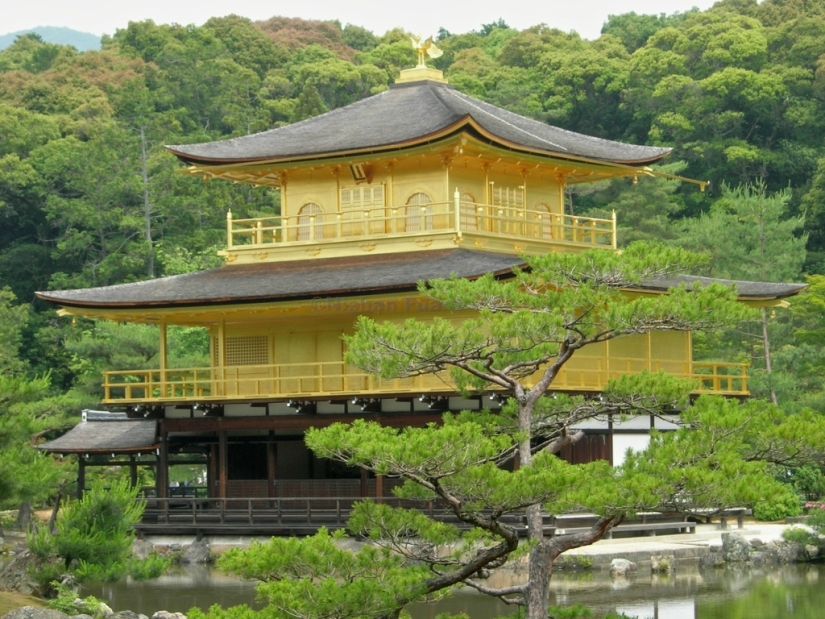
[205,243,822,619]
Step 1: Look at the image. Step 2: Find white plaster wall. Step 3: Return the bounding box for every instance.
[612,434,651,467]
[612,415,652,430]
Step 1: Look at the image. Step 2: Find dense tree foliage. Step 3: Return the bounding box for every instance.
[1,0,824,581]
[204,245,824,619]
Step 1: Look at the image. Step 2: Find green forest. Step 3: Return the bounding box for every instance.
[2,0,825,507]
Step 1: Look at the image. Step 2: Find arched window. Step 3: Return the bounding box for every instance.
[405,192,433,232]
[459,192,478,231]
[297,203,323,241]
[533,203,553,239]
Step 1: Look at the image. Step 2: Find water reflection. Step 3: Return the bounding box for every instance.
[82,563,825,619]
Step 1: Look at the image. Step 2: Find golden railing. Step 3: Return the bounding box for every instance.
[101,359,747,403]
[225,200,616,250]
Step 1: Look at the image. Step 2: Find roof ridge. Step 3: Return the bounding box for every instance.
[446,89,671,155]
[168,88,394,152]
[444,88,568,152]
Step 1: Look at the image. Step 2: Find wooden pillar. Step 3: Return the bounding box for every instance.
[159,320,168,397]
[129,455,138,487]
[375,474,384,499]
[267,441,276,499]
[158,431,169,498]
[208,444,217,498]
[218,430,228,499]
[217,319,225,397]
[77,456,86,500]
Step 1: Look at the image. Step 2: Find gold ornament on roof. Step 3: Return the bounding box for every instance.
[410,35,443,68]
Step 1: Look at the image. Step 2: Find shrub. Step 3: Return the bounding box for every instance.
[48,583,107,617]
[753,489,802,521]
[782,527,817,546]
[127,552,172,580]
[792,466,825,501]
[28,478,145,584]
[188,604,265,619]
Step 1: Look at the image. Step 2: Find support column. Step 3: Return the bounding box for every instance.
[217,319,225,397]
[267,441,276,499]
[158,430,169,498]
[376,474,384,499]
[159,320,168,397]
[77,456,86,500]
[218,430,228,499]
[208,444,217,498]
[129,455,138,488]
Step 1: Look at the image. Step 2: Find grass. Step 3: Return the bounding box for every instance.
[0,590,46,614]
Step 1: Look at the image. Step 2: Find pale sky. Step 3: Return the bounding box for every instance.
[4,0,719,40]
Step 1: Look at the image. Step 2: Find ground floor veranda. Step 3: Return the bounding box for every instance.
[44,401,705,537]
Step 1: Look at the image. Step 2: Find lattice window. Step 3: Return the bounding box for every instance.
[533,203,553,239]
[340,185,385,213]
[459,192,477,230]
[224,335,270,366]
[490,185,524,209]
[297,203,323,241]
[405,192,433,232]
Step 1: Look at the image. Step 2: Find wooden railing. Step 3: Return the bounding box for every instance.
[137,496,730,537]
[225,199,616,251]
[101,359,748,403]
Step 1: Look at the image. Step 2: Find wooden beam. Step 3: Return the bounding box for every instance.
[161,412,443,434]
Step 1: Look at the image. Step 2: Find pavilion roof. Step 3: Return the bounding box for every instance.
[166,80,671,167]
[36,249,805,311]
[38,410,158,455]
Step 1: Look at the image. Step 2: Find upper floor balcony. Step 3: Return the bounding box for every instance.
[222,194,617,264]
[101,358,748,406]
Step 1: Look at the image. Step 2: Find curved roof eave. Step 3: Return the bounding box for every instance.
[167,116,672,170]
[166,79,672,169]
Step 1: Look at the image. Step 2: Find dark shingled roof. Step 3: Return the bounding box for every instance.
[167,80,671,166]
[637,275,806,298]
[39,411,157,454]
[36,250,805,311]
[37,249,524,309]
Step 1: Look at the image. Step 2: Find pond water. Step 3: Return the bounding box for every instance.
[82,562,825,619]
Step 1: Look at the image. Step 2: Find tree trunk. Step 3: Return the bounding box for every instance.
[140,125,154,278]
[16,501,31,531]
[761,308,777,406]
[526,541,554,619]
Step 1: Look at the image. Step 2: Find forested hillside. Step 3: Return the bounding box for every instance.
[2,0,825,505]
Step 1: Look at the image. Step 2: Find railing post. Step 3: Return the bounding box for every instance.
[611,210,617,249]
[255,220,263,245]
[226,209,233,249]
[454,188,461,238]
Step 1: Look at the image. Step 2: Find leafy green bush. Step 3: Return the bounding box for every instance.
[806,507,825,533]
[28,478,145,585]
[753,489,802,521]
[48,583,107,617]
[127,552,172,580]
[792,466,825,501]
[188,604,266,619]
[782,527,817,546]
